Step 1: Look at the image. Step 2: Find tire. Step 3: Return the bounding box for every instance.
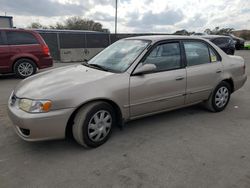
[14,58,37,79]
[205,81,231,112]
[72,102,116,148]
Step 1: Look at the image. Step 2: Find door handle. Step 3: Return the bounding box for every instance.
[216,69,222,73]
[175,76,184,81]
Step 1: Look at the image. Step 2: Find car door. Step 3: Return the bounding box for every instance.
[183,40,223,104]
[0,31,11,73]
[129,41,186,118]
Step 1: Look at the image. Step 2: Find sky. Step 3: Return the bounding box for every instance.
[0,0,249,33]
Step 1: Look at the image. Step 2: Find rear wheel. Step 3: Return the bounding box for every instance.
[205,81,231,112]
[72,102,115,148]
[14,58,37,79]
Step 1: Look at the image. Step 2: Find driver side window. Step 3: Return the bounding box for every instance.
[142,42,181,72]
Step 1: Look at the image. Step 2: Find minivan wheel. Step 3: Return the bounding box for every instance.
[205,81,231,112]
[14,59,37,79]
[72,102,115,148]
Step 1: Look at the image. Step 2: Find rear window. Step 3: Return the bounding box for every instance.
[184,41,210,66]
[6,31,38,45]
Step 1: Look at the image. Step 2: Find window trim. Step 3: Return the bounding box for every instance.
[131,39,185,75]
[181,39,222,67]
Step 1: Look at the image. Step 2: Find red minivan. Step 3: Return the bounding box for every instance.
[0,29,53,78]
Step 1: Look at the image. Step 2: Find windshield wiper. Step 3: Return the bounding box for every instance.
[81,59,90,67]
[88,64,109,72]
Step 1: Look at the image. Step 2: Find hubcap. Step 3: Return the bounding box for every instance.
[18,62,34,77]
[215,86,229,108]
[88,110,112,142]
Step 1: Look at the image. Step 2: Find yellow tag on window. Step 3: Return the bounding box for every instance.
[211,56,217,62]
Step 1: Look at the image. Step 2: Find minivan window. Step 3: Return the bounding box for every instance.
[143,42,181,72]
[0,33,4,45]
[6,31,38,45]
[184,41,210,66]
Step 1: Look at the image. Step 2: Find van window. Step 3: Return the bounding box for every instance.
[6,31,38,45]
[0,33,4,45]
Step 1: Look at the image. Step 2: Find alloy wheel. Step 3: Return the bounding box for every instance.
[215,86,229,108]
[17,62,34,77]
[87,110,112,142]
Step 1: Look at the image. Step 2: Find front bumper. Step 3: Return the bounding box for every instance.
[8,101,75,141]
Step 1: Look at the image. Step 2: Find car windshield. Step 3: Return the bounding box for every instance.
[87,39,150,72]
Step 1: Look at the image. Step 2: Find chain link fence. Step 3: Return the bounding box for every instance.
[37,30,168,62]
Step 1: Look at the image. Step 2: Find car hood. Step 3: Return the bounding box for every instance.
[14,64,114,99]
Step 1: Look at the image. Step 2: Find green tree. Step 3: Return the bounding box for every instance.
[27,16,107,32]
[28,22,48,29]
[63,16,103,31]
[173,29,189,35]
[204,27,234,35]
[204,28,212,34]
[49,23,65,30]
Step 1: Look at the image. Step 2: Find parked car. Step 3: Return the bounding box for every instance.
[0,29,53,78]
[8,36,247,148]
[191,33,207,36]
[226,34,245,50]
[244,41,250,50]
[202,35,236,55]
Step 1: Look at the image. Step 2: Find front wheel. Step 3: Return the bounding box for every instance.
[205,81,231,112]
[72,102,116,148]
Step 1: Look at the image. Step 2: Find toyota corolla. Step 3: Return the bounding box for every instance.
[8,36,247,148]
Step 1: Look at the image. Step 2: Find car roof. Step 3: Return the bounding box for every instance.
[0,28,37,33]
[124,35,208,42]
[201,35,231,40]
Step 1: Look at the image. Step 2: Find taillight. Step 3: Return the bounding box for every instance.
[42,45,50,56]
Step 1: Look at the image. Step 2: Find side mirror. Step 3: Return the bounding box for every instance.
[133,63,157,75]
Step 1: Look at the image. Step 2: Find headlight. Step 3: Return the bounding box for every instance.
[19,99,52,113]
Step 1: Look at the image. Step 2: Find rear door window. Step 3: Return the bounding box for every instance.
[184,41,210,66]
[6,31,38,45]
